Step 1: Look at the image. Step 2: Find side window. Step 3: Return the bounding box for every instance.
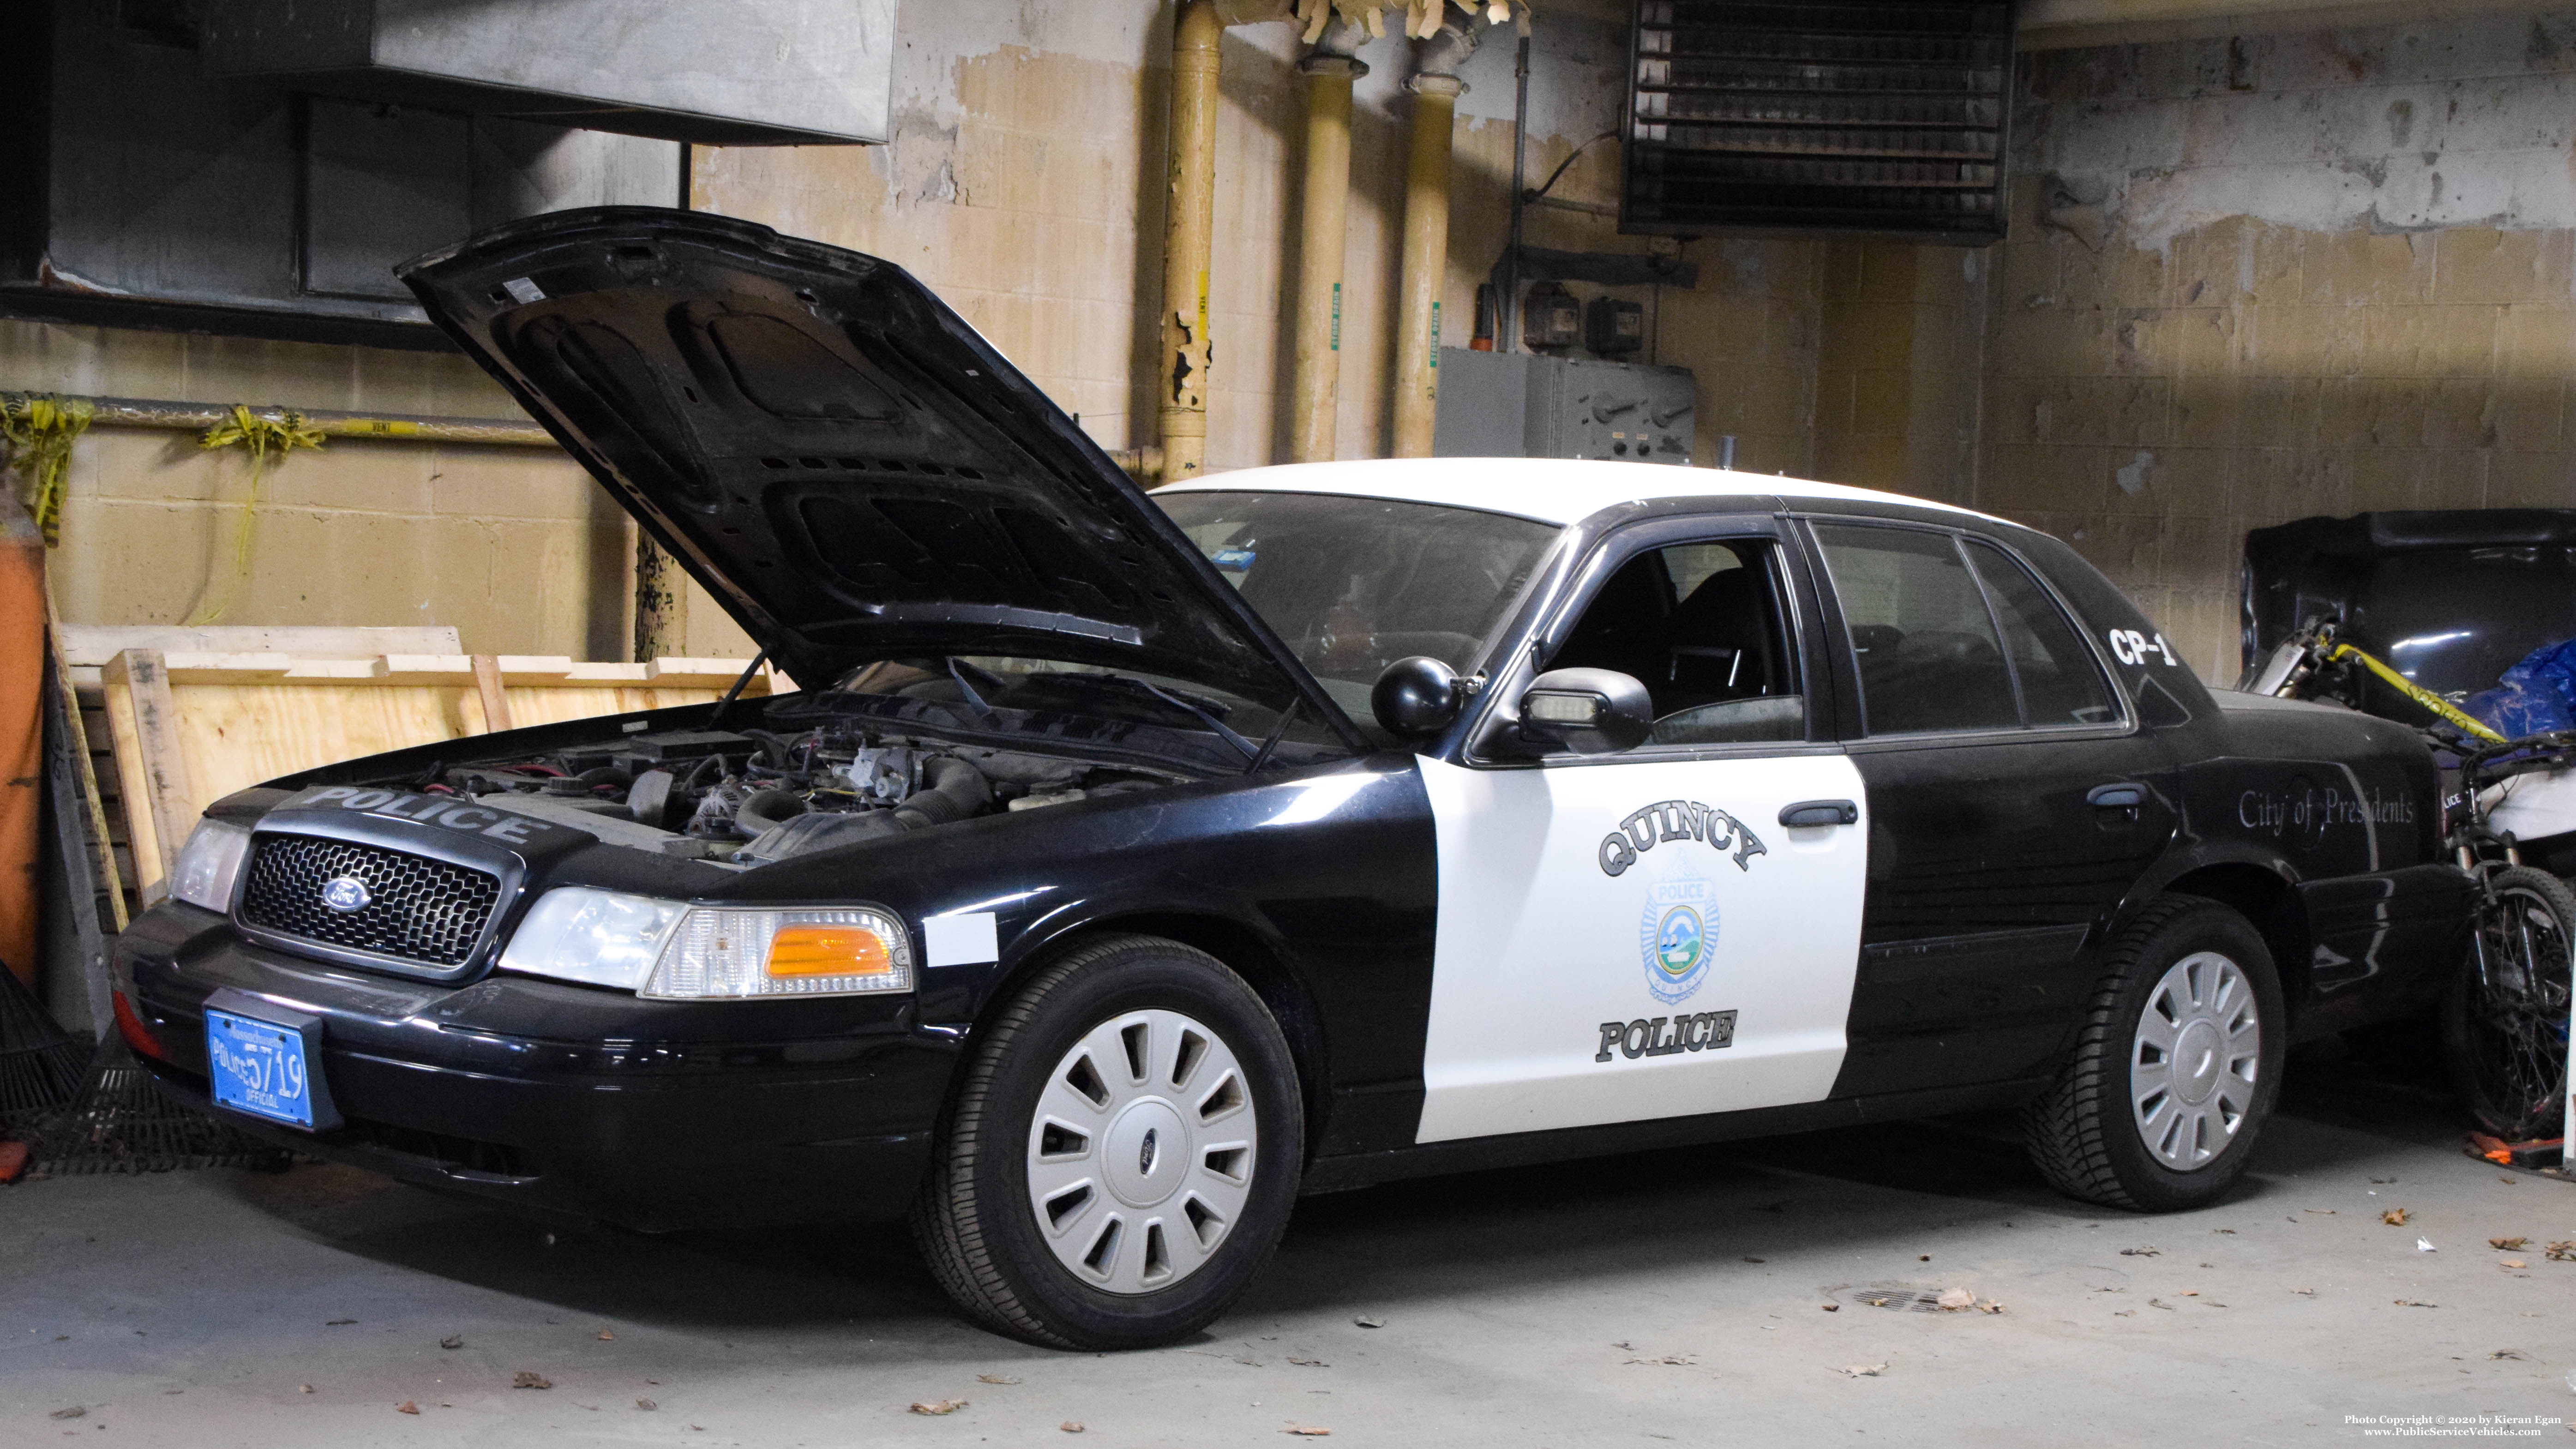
[1811,524,2019,735]
[1545,539,1803,746]
[1964,540,2120,727]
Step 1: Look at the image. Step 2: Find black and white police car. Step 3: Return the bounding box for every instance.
[118,210,2472,1350]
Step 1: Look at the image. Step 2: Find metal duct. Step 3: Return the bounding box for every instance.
[1620,1,2013,242]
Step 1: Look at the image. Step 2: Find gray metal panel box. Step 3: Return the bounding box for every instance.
[203,0,898,146]
[1433,349,1695,465]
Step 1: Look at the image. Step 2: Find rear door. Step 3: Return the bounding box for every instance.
[1801,519,2178,1096]
[1414,517,1873,1143]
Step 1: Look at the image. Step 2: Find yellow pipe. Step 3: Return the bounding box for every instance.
[1392,41,1469,458]
[1157,0,1223,487]
[2326,642,2507,743]
[1289,49,1361,463]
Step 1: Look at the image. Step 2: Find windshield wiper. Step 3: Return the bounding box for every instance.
[1039,671,1262,764]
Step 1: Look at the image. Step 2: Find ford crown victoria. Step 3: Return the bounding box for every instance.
[114,210,2472,1350]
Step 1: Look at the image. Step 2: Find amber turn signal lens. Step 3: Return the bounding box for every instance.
[764,925,893,978]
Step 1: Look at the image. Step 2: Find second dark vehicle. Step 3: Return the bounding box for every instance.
[116,210,2470,1350]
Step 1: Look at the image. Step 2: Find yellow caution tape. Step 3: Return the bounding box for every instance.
[2326,642,2508,744]
[183,406,326,626]
[0,393,96,548]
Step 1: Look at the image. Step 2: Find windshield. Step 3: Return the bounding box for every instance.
[1155,490,1562,716]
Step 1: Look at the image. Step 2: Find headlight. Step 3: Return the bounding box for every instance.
[169,820,253,912]
[497,890,912,1000]
[643,906,913,999]
[497,888,685,990]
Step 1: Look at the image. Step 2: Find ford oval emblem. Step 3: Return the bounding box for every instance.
[320,876,372,913]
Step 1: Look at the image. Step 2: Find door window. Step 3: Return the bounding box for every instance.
[1813,523,2118,736]
[1964,539,2119,727]
[1544,539,1803,746]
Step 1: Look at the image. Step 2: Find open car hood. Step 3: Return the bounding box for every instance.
[399,208,1362,745]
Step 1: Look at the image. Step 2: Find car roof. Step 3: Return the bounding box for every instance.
[1155,457,2002,529]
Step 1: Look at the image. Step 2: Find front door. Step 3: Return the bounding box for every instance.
[1414,528,1872,1144]
[1803,520,2179,1096]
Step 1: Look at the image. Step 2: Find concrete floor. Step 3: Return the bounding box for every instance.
[4,1054,2571,1448]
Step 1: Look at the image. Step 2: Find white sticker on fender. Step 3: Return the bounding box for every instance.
[1413,753,1869,1144]
[923,912,1000,967]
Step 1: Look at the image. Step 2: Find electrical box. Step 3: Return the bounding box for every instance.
[1585,295,1645,356]
[1521,287,1582,350]
[1433,350,1694,465]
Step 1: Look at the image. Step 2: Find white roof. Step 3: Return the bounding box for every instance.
[1156,457,1994,529]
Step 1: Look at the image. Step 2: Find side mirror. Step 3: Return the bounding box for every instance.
[1516,668,1653,754]
[1372,655,1465,737]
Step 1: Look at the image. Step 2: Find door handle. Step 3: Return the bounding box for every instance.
[2087,783,2146,810]
[1779,799,1858,828]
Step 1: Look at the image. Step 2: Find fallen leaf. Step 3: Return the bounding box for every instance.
[1833,1363,1889,1378]
[1288,1357,1329,1368]
[1917,1255,1930,1262]
[1061,1425,1084,1435]
[2304,1209,2336,1215]
[2120,1247,2161,1257]
[512,1372,552,1390]
[395,1401,419,1415]
[2149,1299,2175,1310]
[2503,1259,2528,1269]
[2416,1238,2438,1253]
[596,1330,616,1341]
[1353,1316,1382,1329]
[1610,1341,1631,1350]
[1977,1301,2006,1314]
[2214,1228,2237,1235]
[2394,1299,2438,1308]
[2113,1310,2135,1317]
[439,1335,463,1350]
[2545,1241,2576,1262]
[1283,1427,1332,1437]
[637,1399,657,1411]
[299,1386,314,1395]
[2293,1288,2316,1296]
[1819,1303,1839,1312]
[975,1376,1020,1386]
[1624,1353,1697,1366]
[2180,1291,2199,1298]
[1935,1287,1976,1311]
[326,1319,357,1326]
[2382,1208,2410,1226]
[911,1400,968,1416]
[48,1407,84,1420]
[1742,1256,1765,1263]
[2493,1238,2530,1250]
[2491,1350,2529,1361]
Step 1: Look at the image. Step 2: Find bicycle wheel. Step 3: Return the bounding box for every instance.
[2442,866,2576,1141]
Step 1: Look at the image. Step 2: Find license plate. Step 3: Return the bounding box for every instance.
[204,1007,318,1129]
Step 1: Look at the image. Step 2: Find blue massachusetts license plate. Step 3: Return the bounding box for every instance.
[204,1008,318,1129]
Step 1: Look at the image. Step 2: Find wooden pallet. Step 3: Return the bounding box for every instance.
[96,650,784,904]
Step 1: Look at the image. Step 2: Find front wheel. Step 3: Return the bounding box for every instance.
[2442,866,2575,1141]
[2023,896,2287,1211]
[910,935,1304,1350]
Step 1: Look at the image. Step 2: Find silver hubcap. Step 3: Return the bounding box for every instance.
[1026,1009,1257,1295]
[2130,951,2260,1172]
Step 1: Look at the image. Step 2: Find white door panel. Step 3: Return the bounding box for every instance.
[1415,753,1869,1144]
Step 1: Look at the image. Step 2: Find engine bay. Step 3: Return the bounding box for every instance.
[413,718,1181,868]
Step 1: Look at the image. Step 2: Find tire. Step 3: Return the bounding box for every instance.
[909,934,1304,1350]
[2022,896,2287,1212]
[2441,866,2575,1142]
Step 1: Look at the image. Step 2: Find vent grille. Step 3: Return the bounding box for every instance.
[1623,1,2013,241]
[237,836,503,969]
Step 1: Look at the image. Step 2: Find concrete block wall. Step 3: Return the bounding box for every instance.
[1970,13,2576,681]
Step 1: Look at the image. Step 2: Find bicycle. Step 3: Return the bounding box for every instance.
[2250,619,2573,1143]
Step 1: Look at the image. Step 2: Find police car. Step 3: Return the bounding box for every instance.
[115,210,2471,1351]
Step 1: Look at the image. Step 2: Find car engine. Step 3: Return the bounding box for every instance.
[414,720,1174,867]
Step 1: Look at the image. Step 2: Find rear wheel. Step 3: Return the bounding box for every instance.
[910,935,1303,1350]
[2023,896,2286,1211]
[2442,866,2575,1142]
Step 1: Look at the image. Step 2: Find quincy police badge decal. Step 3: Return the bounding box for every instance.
[1600,799,1764,1006]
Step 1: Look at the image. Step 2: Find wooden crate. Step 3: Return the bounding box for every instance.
[97,650,785,904]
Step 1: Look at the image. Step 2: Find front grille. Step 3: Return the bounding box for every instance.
[237,835,502,968]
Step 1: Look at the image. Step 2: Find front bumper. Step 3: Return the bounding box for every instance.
[116,903,959,1231]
